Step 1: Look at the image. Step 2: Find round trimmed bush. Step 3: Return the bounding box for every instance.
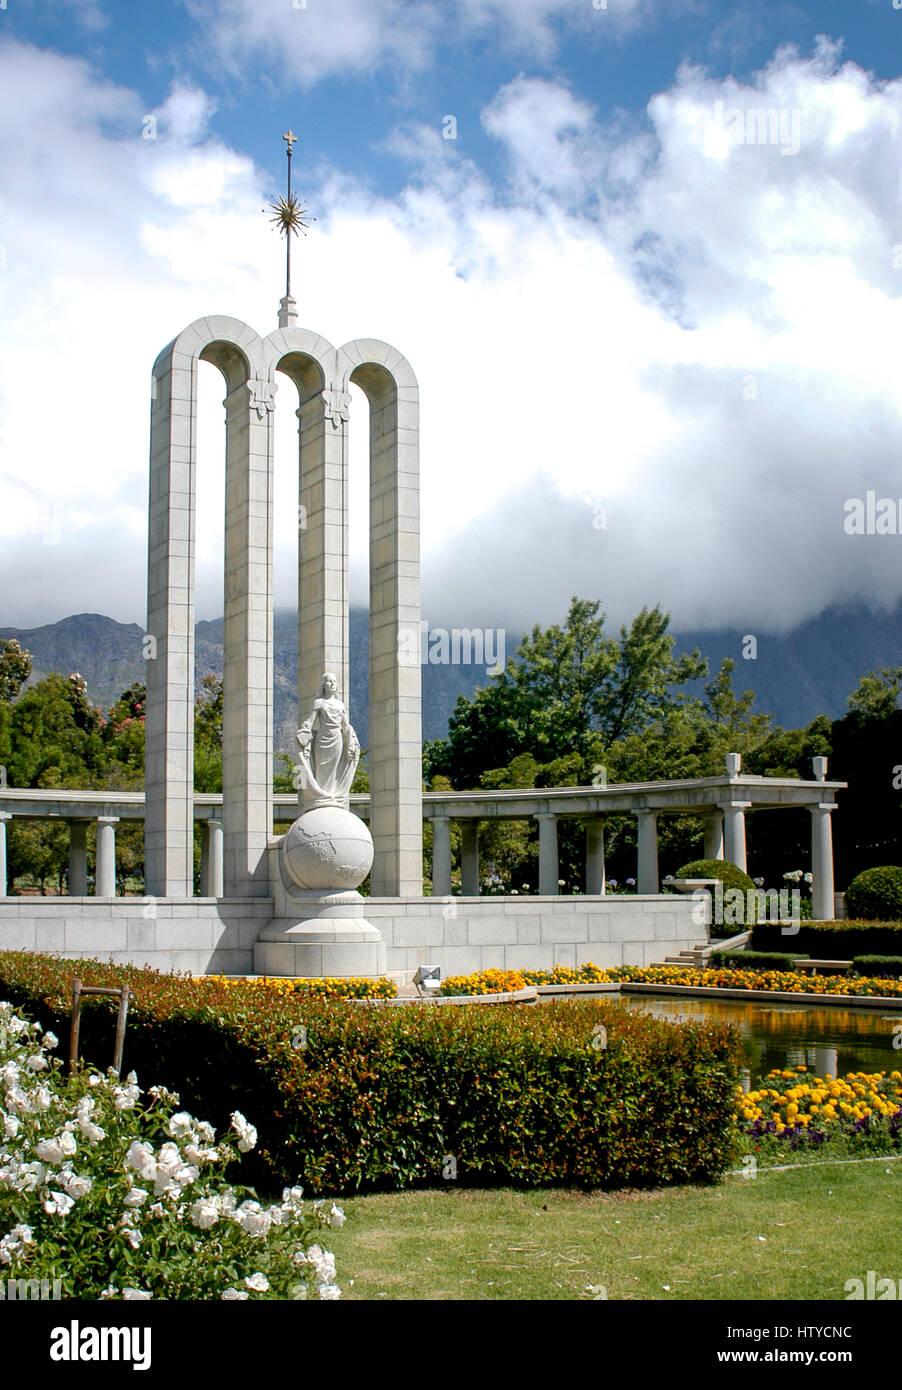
[844,866,902,922]
[674,858,759,933]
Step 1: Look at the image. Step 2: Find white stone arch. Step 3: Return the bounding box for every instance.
[146,317,422,902]
[147,316,273,899]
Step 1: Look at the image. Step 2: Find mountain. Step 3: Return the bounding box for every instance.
[3,600,901,749]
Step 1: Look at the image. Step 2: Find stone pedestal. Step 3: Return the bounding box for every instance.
[254,806,388,977]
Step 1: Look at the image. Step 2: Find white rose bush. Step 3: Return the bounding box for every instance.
[0,1001,342,1299]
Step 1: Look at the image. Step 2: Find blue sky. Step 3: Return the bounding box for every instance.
[2,0,902,637]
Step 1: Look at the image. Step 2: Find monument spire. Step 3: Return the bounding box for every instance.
[269,128,314,328]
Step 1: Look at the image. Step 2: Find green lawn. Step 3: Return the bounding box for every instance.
[324,1160,902,1300]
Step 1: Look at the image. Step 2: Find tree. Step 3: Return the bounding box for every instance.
[846,667,902,722]
[0,639,31,703]
[194,675,223,793]
[424,597,707,789]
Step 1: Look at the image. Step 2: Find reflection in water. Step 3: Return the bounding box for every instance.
[598,993,896,1082]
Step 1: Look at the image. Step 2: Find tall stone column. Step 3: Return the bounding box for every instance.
[68,821,89,897]
[703,810,724,861]
[585,819,606,895]
[535,813,560,895]
[201,819,224,898]
[348,349,422,897]
[431,815,452,897]
[0,812,10,897]
[221,377,274,898]
[635,810,659,894]
[722,801,749,871]
[297,388,349,761]
[95,817,119,899]
[810,803,836,921]
[460,821,480,896]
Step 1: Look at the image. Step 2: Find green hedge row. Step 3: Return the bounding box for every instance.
[852,955,902,978]
[711,950,809,971]
[0,952,743,1195]
[751,920,902,956]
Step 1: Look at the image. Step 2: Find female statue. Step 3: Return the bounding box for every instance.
[295,673,361,808]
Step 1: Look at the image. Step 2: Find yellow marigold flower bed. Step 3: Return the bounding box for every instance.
[735,1068,902,1142]
[207,974,397,999]
[440,968,528,997]
[522,963,902,996]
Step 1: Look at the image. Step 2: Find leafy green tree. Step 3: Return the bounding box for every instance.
[194,674,223,793]
[845,667,902,722]
[4,673,104,789]
[425,598,707,789]
[0,639,31,703]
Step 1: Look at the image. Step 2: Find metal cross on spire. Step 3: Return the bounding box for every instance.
[269,129,314,326]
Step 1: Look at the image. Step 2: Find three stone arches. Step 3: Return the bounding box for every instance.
[145,316,422,904]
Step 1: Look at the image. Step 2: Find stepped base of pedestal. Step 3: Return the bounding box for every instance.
[254,892,388,977]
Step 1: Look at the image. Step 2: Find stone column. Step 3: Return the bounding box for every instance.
[146,343,198,898]
[221,377,274,898]
[201,819,224,898]
[703,810,724,861]
[431,815,452,898]
[0,813,10,896]
[68,821,89,897]
[297,388,349,756]
[535,813,560,896]
[635,810,659,894]
[95,817,119,898]
[348,351,422,897]
[722,801,749,872]
[460,821,480,896]
[585,819,606,896]
[810,803,836,921]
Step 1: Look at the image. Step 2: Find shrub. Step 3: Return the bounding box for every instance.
[710,950,809,972]
[751,920,902,957]
[0,1000,343,1300]
[674,858,760,932]
[0,953,743,1194]
[844,867,902,921]
[852,956,902,979]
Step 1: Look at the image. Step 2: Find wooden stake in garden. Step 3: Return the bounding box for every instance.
[68,979,132,1077]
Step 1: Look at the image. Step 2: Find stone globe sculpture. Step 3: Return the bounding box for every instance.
[281,673,374,892]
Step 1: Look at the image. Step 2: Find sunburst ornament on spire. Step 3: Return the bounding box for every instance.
[270,130,316,327]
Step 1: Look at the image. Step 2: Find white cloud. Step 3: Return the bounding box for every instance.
[185,0,654,89]
[3,35,902,648]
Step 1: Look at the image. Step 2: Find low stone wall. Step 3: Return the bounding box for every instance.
[362,895,705,977]
[0,893,706,978]
[0,898,273,976]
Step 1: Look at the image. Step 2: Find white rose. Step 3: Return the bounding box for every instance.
[122,1289,151,1300]
[43,1190,74,1218]
[245,1273,269,1292]
[59,1131,77,1157]
[26,1055,47,1071]
[125,1141,155,1177]
[167,1112,195,1140]
[124,1188,149,1207]
[329,1204,346,1227]
[221,1289,249,1301]
[189,1199,219,1230]
[35,1138,64,1165]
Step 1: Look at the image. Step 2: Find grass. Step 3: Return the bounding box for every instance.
[324,1160,902,1301]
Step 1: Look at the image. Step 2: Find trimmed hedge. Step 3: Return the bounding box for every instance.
[0,952,743,1195]
[751,920,902,957]
[852,956,902,979]
[711,950,809,972]
[674,858,759,933]
[845,867,902,921]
